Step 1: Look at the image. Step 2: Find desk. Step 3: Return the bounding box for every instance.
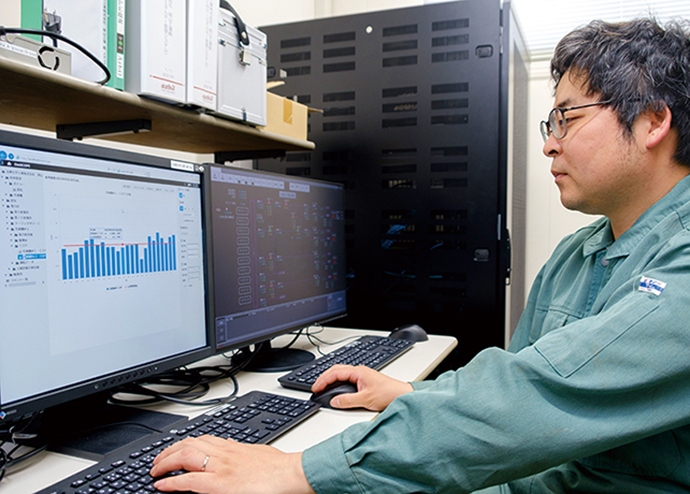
[1,327,457,493]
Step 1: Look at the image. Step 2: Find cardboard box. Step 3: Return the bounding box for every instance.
[263,90,311,141]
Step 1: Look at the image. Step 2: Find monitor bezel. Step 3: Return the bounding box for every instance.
[0,129,216,422]
[204,163,348,356]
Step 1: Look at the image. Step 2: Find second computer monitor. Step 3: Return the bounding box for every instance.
[208,165,347,356]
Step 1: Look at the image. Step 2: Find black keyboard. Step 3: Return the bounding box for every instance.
[38,391,320,494]
[278,335,414,391]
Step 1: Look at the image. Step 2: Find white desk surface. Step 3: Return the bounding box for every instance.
[1,327,457,494]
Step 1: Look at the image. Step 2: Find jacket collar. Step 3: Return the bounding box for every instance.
[582,174,690,260]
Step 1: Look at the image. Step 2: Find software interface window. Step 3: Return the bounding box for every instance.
[210,165,347,351]
[0,140,207,415]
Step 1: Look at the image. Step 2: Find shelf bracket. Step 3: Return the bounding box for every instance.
[214,149,287,163]
[56,119,152,141]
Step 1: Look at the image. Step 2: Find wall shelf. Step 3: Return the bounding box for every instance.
[0,57,314,155]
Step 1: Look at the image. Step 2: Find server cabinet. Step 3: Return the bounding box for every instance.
[257,1,527,366]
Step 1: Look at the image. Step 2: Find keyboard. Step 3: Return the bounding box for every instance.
[278,335,415,391]
[38,391,320,494]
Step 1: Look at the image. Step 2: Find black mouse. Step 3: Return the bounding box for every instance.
[388,323,428,342]
[310,381,358,409]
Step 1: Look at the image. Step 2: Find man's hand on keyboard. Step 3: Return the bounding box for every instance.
[150,435,315,494]
[312,365,413,411]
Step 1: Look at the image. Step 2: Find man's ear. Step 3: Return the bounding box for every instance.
[644,104,673,149]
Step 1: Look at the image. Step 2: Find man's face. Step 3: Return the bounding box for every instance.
[543,72,647,219]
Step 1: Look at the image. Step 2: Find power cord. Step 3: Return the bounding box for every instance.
[0,26,111,84]
[0,441,48,480]
[111,325,349,406]
[0,447,6,483]
[302,325,361,356]
[272,326,308,351]
[109,364,241,408]
[0,412,48,485]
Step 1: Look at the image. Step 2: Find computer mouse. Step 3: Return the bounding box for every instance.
[388,323,429,342]
[310,381,358,409]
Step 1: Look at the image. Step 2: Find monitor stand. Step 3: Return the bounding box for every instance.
[35,392,187,461]
[233,340,315,373]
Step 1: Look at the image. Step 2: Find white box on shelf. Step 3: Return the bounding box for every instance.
[125,0,186,104]
[214,5,267,126]
[186,0,219,111]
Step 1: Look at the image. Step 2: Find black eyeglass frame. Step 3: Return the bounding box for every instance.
[540,99,613,142]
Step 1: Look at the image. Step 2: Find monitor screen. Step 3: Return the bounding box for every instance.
[208,165,347,354]
[0,130,212,422]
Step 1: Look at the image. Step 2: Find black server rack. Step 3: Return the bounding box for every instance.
[256,1,527,366]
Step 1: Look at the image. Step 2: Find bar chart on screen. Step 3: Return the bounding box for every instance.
[46,175,184,285]
[60,232,177,281]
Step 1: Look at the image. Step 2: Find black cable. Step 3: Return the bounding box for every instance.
[111,325,329,408]
[5,442,22,460]
[221,345,261,373]
[0,412,42,443]
[109,381,210,406]
[0,419,169,478]
[0,26,111,85]
[222,327,310,368]
[303,326,361,356]
[5,443,49,469]
[221,347,253,369]
[0,447,6,483]
[254,324,361,357]
[109,364,241,407]
[0,436,49,484]
[271,326,307,350]
[4,440,44,467]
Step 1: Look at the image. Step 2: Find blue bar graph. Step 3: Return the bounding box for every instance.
[61,233,177,280]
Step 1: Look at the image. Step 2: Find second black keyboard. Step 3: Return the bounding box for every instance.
[278,335,414,391]
[37,390,320,494]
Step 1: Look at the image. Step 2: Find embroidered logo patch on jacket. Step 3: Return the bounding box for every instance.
[638,276,667,296]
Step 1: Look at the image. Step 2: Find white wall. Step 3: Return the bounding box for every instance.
[329,0,424,17]
[1,1,20,25]
[217,0,318,27]
[0,0,596,305]
[525,59,596,291]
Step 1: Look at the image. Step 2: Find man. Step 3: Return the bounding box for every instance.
[150,17,690,493]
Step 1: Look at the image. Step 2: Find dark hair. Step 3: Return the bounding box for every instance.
[551,18,690,166]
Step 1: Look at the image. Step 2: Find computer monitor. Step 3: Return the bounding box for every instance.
[208,164,347,370]
[0,130,213,441]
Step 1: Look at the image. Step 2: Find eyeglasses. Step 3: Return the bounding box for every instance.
[540,100,612,143]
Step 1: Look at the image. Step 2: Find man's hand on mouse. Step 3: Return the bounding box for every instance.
[312,365,413,411]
